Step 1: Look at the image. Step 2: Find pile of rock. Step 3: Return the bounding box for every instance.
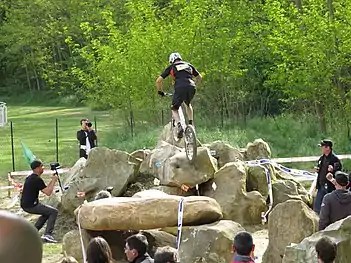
[49,123,343,263]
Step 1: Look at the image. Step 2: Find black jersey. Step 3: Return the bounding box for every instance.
[160,61,200,89]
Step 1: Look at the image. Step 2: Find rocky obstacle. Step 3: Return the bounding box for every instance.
[179,220,245,263]
[201,161,266,226]
[78,195,223,231]
[44,129,318,263]
[282,216,351,263]
[61,147,140,214]
[262,200,319,263]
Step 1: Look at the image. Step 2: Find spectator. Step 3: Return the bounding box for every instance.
[77,118,97,159]
[86,237,113,263]
[315,237,337,263]
[318,171,351,230]
[61,256,78,263]
[231,231,255,263]
[0,210,42,263]
[154,246,179,263]
[20,159,59,243]
[125,234,154,263]
[313,139,342,214]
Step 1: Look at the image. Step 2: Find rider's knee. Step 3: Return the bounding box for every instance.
[171,104,180,111]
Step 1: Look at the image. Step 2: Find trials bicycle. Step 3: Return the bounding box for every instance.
[163,92,197,163]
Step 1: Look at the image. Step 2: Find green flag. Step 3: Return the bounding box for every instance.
[21,141,36,166]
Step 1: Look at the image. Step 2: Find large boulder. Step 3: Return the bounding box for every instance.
[78,195,223,231]
[245,139,271,160]
[160,147,218,188]
[139,141,182,177]
[272,180,303,207]
[152,186,193,196]
[246,166,269,198]
[262,200,319,263]
[159,122,201,148]
[62,229,90,263]
[207,141,244,168]
[202,161,266,226]
[282,216,351,263]
[61,147,140,214]
[179,220,245,263]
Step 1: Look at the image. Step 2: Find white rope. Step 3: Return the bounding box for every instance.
[176,198,185,251]
[77,207,87,263]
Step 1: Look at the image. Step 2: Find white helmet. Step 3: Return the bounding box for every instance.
[169,52,182,63]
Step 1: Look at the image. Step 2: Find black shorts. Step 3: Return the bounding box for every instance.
[171,86,196,110]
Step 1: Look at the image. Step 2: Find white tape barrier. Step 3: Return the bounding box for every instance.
[77,207,87,263]
[176,198,185,251]
[8,168,70,177]
[271,154,351,163]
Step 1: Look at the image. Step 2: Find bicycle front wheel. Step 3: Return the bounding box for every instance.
[184,125,197,163]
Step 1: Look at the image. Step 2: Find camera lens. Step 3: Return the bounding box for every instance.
[87,122,92,127]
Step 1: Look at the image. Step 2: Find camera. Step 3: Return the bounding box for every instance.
[87,122,92,127]
[50,162,61,171]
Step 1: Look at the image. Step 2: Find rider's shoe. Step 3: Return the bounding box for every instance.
[177,123,184,139]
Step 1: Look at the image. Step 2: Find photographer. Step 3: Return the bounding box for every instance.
[77,118,97,159]
[20,160,59,243]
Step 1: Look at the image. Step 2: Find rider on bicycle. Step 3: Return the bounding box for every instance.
[156,52,202,138]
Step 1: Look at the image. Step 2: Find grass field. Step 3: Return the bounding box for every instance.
[0,105,117,177]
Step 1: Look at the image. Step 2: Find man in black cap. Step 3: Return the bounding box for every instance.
[20,160,59,243]
[318,171,351,230]
[313,139,342,214]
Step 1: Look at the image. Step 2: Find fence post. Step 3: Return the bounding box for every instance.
[55,119,59,163]
[10,121,15,172]
[130,110,134,137]
[94,116,98,146]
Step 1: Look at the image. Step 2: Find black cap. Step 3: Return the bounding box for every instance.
[30,160,43,170]
[335,171,349,187]
[318,139,333,148]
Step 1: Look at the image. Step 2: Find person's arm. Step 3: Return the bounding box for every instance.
[41,175,58,196]
[190,64,202,85]
[77,130,85,142]
[156,66,172,92]
[318,195,331,231]
[89,129,97,140]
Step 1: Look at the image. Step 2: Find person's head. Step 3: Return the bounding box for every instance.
[86,236,113,263]
[154,246,179,263]
[30,160,44,176]
[125,233,148,262]
[334,171,349,190]
[169,52,182,64]
[94,190,112,200]
[61,256,78,263]
[80,118,88,130]
[319,139,333,155]
[0,210,43,263]
[315,236,337,263]
[233,231,255,257]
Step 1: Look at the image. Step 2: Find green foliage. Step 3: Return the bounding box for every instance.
[1,0,351,136]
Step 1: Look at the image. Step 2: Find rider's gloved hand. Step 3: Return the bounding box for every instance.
[158,90,165,97]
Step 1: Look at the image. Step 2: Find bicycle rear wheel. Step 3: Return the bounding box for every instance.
[184,125,197,163]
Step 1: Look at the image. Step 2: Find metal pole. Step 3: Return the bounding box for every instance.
[130,110,134,137]
[55,119,59,162]
[94,116,98,146]
[10,121,15,171]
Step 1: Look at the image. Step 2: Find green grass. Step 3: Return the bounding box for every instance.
[0,105,116,177]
